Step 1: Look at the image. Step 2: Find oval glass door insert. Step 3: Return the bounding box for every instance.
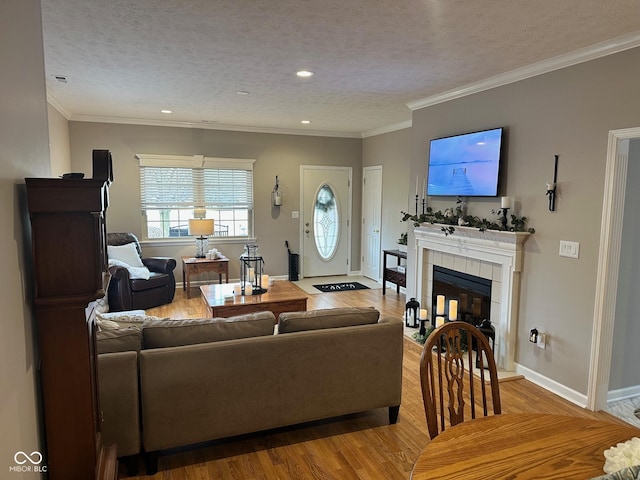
[313,184,339,260]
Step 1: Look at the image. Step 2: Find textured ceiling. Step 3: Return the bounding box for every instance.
[41,0,640,136]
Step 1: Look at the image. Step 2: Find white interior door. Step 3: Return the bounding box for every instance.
[362,166,382,281]
[301,166,351,277]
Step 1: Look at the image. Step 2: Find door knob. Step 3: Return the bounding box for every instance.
[305,229,310,234]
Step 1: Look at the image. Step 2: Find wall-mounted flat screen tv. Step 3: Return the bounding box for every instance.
[427,127,504,197]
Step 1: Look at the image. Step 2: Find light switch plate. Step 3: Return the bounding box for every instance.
[291,210,299,219]
[559,240,579,258]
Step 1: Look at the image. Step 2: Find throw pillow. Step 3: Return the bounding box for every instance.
[108,258,151,280]
[96,318,120,331]
[97,311,165,329]
[278,307,380,334]
[107,242,144,268]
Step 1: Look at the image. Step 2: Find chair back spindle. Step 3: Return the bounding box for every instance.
[420,321,501,439]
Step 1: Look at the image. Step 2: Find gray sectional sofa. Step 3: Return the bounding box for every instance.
[96,307,404,475]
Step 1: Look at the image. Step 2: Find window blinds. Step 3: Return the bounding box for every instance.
[138,155,254,211]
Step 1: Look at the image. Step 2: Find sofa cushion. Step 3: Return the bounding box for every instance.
[278,307,380,334]
[96,327,143,354]
[142,311,276,349]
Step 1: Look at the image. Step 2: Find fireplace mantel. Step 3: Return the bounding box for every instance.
[413,224,531,371]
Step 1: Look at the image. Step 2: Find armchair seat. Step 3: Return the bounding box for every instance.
[130,273,171,291]
[107,233,177,312]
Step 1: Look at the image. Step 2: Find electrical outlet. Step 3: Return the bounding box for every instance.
[559,240,580,258]
[536,333,546,349]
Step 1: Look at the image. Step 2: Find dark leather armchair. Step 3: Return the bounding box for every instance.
[107,233,177,312]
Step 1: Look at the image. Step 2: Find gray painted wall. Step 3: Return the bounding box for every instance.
[407,46,640,394]
[362,127,412,257]
[610,138,640,391]
[68,122,362,282]
[0,0,51,475]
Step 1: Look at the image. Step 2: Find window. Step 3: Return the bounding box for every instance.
[137,154,255,239]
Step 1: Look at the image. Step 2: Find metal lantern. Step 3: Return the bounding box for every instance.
[405,297,420,328]
[239,244,266,295]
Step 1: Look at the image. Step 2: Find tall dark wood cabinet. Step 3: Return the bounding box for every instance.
[26,152,117,480]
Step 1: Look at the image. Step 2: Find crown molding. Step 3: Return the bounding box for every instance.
[46,88,71,119]
[68,114,362,138]
[361,120,412,138]
[407,31,640,112]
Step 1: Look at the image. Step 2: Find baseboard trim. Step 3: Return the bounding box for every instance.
[607,384,640,403]
[515,363,588,408]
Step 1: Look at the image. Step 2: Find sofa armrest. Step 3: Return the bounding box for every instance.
[142,257,177,274]
[107,266,132,312]
[98,351,141,457]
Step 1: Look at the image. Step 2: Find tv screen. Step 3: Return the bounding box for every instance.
[427,127,504,197]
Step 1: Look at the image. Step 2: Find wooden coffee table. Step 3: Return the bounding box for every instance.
[200,280,308,320]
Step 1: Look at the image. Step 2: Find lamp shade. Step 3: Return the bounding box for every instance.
[188,219,214,236]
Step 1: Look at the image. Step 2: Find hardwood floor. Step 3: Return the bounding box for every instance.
[122,284,623,479]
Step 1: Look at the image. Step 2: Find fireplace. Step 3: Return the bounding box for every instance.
[412,224,531,370]
[432,266,491,326]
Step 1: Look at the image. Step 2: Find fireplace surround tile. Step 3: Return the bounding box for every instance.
[466,258,481,277]
[480,261,494,279]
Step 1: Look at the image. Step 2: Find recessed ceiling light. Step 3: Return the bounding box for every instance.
[301,120,311,124]
[236,90,250,95]
[296,70,314,78]
[161,109,173,114]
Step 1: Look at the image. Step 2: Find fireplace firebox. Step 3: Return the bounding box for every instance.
[432,265,492,326]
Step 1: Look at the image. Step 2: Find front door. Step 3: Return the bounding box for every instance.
[300,166,351,277]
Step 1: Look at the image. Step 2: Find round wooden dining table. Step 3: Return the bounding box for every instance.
[410,413,640,480]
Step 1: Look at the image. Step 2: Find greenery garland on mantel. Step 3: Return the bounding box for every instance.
[401,198,535,236]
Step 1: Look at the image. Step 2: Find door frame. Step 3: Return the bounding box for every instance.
[361,165,383,281]
[299,165,353,279]
[588,126,640,410]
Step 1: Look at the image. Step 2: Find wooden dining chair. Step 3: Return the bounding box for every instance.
[420,321,501,439]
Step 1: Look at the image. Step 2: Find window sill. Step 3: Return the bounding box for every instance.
[140,237,257,248]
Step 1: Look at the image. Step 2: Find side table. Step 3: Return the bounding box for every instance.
[182,255,229,298]
[383,249,407,294]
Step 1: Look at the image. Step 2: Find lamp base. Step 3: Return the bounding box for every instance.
[195,236,209,258]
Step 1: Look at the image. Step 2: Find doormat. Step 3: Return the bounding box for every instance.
[312,282,370,293]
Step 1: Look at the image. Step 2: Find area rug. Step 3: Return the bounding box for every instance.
[312,281,370,293]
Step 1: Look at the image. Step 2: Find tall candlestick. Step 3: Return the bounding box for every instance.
[501,196,512,209]
[449,299,458,321]
[419,308,428,320]
[436,295,445,315]
[422,177,426,199]
[415,175,419,196]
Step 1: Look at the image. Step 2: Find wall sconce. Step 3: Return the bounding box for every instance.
[188,219,214,258]
[272,175,282,206]
[546,155,559,211]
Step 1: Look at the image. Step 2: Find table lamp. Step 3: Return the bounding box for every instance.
[188,219,214,258]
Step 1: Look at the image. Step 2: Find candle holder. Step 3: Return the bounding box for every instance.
[500,207,510,230]
[239,244,267,295]
[405,298,420,328]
